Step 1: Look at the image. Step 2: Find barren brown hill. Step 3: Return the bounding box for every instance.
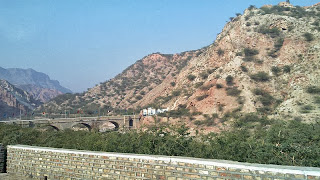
[41,3,320,128]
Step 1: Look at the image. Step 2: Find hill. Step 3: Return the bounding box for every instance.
[41,2,320,128]
[0,79,41,117]
[0,67,72,102]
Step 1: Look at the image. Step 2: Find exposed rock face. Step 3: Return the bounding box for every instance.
[0,80,41,116]
[43,3,320,125]
[0,67,72,102]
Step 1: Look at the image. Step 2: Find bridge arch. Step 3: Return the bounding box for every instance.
[108,121,119,130]
[71,123,92,131]
[42,125,60,131]
[129,118,133,128]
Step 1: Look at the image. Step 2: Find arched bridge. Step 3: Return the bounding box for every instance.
[2,116,141,132]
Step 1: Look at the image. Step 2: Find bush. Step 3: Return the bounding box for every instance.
[314,96,320,104]
[246,22,251,26]
[226,75,234,86]
[136,95,143,100]
[307,86,320,94]
[172,90,181,97]
[300,105,314,113]
[244,48,259,57]
[207,68,216,74]
[217,48,225,56]
[240,65,248,72]
[187,74,196,81]
[303,32,314,42]
[258,26,281,38]
[196,94,209,101]
[226,87,241,96]
[271,66,281,76]
[283,65,291,73]
[250,72,270,82]
[200,84,214,91]
[195,82,204,88]
[236,52,243,56]
[199,72,209,79]
[216,84,223,89]
[259,94,274,106]
[243,56,255,62]
[170,82,176,87]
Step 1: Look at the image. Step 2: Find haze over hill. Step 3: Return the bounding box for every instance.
[0,67,72,102]
[42,2,320,130]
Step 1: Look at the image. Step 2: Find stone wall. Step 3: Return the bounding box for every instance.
[0,144,4,173]
[7,145,320,180]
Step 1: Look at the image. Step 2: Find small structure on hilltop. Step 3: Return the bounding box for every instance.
[142,107,169,116]
[278,1,294,8]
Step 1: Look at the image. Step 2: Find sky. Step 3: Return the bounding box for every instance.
[0,0,319,92]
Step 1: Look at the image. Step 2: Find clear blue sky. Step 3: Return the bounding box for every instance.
[0,0,318,92]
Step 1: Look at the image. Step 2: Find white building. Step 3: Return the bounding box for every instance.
[142,107,169,116]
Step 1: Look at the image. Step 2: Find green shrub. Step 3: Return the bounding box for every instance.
[300,105,314,113]
[307,86,320,94]
[199,72,209,79]
[207,68,216,74]
[236,52,243,56]
[195,82,204,88]
[226,75,234,86]
[240,65,248,72]
[243,57,255,62]
[226,87,241,96]
[170,82,176,87]
[217,48,225,56]
[187,74,196,81]
[303,32,314,42]
[283,65,291,73]
[216,83,223,89]
[258,26,281,38]
[196,94,209,101]
[250,72,270,82]
[136,95,143,100]
[172,90,181,97]
[246,22,251,26]
[244,48,259,57]
[259,94,274,106]
[314,96,320,104]
[200,84,214,91]
[271,66,281,76]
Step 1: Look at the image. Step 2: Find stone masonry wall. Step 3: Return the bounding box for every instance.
[7,145,320,180]
[0,144,4,173]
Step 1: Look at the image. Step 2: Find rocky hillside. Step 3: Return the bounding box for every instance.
[0,67,72,102]
[42,2,320,125]
[0,80,41,116]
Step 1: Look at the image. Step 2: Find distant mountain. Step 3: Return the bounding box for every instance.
[0,67,72,102]
[0,79,41,116]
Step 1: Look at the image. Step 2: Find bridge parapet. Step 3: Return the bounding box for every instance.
[7,145,320,179]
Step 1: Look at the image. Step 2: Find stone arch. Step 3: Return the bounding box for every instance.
[108,121,119,130]
[43,125,60,131]
[72,123,92,131]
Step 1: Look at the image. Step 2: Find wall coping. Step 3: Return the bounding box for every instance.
[8,145,320,176]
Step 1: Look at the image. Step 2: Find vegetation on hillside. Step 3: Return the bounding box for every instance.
[0,115,319,167]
